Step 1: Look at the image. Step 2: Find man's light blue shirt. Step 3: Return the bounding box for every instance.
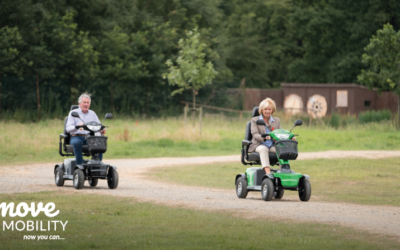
[66,107,100,135]
[259,114,275,148]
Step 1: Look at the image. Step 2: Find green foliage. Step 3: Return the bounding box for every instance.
[55,11,99,84]
[330,111,340,129]
[359,109,391,124]
[0,26,31,77]
[289,0,400,83]
[1,0,400,118]
[164,28,218,96]
[358,24,400,95]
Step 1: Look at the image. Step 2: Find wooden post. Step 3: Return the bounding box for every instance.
[0,76,2,120]
[184,104,188,129]
[36,75,41,121]
[192,89,196,131]
[241,78,246,111]
[314,110,326,127]
[239,111,242,121]
[397,95,400,129]
[199,107,202,136]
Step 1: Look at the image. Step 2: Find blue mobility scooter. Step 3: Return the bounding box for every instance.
[236,107,311,201]
[54,105,119,190]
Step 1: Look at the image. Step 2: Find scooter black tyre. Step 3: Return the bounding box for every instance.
[107,168,119,189]
[73,169,85,190]
[261,178,274,201]
[299,179,311,202]
[236,177,248,199]
[55,167,64,187]
[89,178,98,187]
[274,189,284,199]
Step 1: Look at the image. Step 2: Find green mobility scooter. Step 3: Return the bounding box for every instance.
[54,105,118,190]
[236,107,311,201]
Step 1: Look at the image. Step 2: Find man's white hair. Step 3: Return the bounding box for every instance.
[78,92,92,103]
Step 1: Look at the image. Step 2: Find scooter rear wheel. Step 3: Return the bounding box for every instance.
[73,169,85,190]
[55,167,64,187]
[236,177,248,199]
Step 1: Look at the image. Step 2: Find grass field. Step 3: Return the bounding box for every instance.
[0,114,399,166]
[1,192,399,249]
[147,157,400,206]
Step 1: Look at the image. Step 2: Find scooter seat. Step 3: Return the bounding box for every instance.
[248,152,278,164]
[65,145,89,153]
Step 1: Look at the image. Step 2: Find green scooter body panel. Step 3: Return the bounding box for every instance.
[269,129,294,141]
[273,173,302,187]
[245,168,256,186]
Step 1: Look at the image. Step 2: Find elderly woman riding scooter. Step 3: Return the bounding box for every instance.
[248,98,282,174]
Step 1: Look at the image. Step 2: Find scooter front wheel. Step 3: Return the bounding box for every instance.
[107,168,119,189]
[89,178,98,187]
[274,189,284,199]
[299,179,311,202]
[261,179,274,201]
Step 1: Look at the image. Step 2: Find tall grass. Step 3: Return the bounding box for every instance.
[0,113,399,166]
[359,109,392,124]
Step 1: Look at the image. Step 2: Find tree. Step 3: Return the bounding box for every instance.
[54,11,99,104]
[97,26,147,112]
[358,23,400,122]
[163,28,218,127]
[289,0,400,84]
[0,26,31,119]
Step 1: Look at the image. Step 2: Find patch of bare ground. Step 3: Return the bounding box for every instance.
[1,151,400,240]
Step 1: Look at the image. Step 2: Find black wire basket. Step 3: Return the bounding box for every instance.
[87,136,108,154]
[275,140,298,161]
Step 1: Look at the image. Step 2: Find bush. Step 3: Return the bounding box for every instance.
[359,110,391,124]
[341,114,358,127]
[330,111,340,129]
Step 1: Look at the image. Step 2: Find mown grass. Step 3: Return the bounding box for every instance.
[0,113,399,166]
[1,192,399,249]
[148,157,400,206]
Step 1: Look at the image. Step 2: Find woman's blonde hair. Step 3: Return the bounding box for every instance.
[259,98,276,115]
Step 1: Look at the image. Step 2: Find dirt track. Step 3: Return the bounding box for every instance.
[1,150,400,239]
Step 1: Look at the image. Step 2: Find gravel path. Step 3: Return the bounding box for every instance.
[1,150,400,239]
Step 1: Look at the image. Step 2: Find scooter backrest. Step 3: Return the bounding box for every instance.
[62,105,79,145]
[245,121,252,141]
[63,116,71,144]
[70,105,79,111]
[252,107,260,117]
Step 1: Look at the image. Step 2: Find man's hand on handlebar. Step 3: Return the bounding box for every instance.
[100,129,106,135]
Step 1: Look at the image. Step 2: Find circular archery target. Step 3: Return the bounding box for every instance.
[307,94,327,119]
[284,94,304,115]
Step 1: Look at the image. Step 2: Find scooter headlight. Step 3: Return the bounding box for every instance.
[87,125,101,132]
[275,134,290,140]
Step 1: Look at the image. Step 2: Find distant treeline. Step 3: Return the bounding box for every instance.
[1,0,399,120]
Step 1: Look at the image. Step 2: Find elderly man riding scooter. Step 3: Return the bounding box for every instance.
[66,93,106,165]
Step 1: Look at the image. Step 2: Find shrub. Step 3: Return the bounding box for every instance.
[341,114,358,127]
[330,111,340,129]
[359,110,391,124]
